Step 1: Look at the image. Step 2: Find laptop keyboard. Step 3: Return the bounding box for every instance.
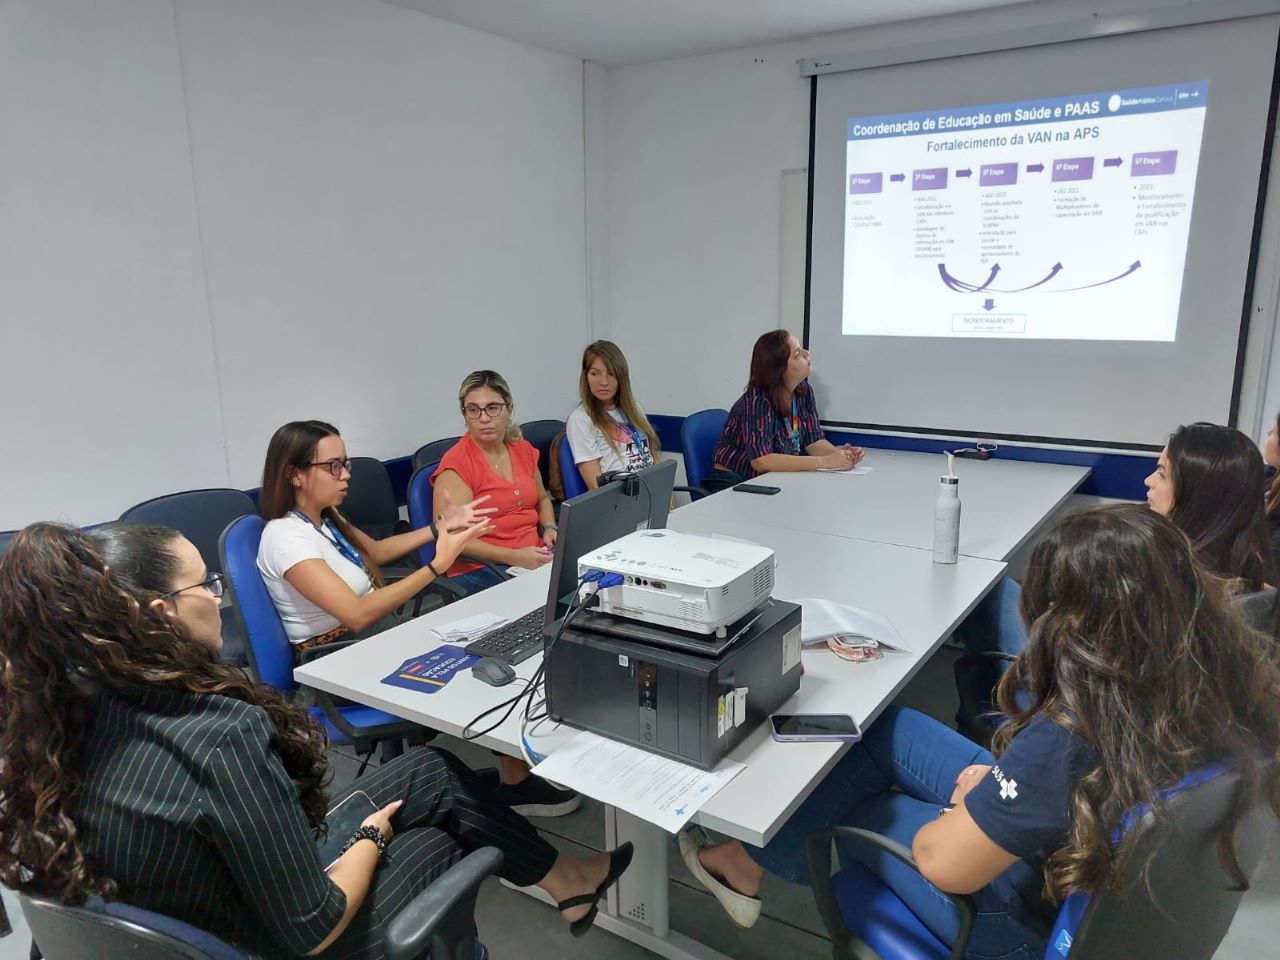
[464,608,545,665]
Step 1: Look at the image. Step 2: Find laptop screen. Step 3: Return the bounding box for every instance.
[541,458,677,629]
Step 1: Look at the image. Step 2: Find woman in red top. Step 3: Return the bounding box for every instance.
[432,369,558,595]
[431,370,577,817]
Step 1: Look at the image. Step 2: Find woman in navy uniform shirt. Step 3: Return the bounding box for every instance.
[683,505,1280,956]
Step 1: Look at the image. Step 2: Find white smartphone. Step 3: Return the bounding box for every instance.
[317,789,380,869]
[770,713,863,743]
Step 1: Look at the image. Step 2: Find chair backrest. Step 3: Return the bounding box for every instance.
[520,419,565,491]
[0,528,16,560]
[558,430,588,500]
[1050,765,1274,960]
[680,408,729,494]
[119,489,257,576]
[341,457,399,540]
[412,436,461,474]
[218,515,296,695]
[19,893,244,960]
[406,463,440,569]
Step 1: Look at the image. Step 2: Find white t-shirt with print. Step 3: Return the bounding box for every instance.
[565,404,655,476]
[257,515,373,644]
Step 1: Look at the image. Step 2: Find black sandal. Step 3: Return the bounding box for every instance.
[556,842,634,937]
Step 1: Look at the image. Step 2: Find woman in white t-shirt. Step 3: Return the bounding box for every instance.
[565,340,661,490]
[257,420,493,654]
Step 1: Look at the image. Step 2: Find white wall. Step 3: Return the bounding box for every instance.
[0,0,588,528]
[595,0,1280,438]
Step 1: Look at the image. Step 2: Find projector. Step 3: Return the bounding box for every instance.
[577,530,775,635]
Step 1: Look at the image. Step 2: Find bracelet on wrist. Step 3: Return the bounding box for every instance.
[427,559,443,578]
[341,824,388,862]
[429,518,439,540]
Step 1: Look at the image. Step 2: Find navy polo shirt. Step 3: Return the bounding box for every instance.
[966,714,1100,931]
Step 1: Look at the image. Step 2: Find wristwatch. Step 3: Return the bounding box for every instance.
[341,824,388,862]
[539,523,558,536]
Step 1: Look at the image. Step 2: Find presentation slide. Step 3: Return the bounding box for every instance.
[842,82,1208,340]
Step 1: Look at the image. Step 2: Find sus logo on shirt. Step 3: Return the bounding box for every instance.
[990,765,1019,801]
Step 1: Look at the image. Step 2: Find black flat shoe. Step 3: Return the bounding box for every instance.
[556,842,634,938]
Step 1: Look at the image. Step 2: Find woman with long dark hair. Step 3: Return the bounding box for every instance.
[0,522,632,957]
[566,340,662,490]
[707,330,862,492]
[962,422,1273,686]
[257,419,493,656]
[683,505,1280,955]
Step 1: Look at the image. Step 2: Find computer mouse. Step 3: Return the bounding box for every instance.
[471,657,517,687]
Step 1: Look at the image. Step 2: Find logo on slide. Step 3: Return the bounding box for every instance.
[1107,93,1122,112]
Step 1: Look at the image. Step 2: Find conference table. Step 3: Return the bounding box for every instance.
[294,454,1090,960]
[692,448,1091,561]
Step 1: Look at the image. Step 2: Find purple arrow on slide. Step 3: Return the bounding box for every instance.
[889,173,906,182]
[1026,163,1045,173]
[937,263,1000,292]
[1103,157,1123,167]
[956,168,973,178]
[982,298,996,311]
[1057,261,1142,291]
[1008,262,1063,292]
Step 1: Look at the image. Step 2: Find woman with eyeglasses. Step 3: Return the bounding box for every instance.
[432,371,558,595]
[0,522,633,957]
[257,420,494,657]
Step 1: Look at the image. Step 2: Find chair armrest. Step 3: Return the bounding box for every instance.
[385,846,504,960]
[673,485,709,498]
[805,826,977,960]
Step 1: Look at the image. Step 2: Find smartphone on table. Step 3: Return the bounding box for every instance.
[770,713,863,743]
[733,483,781,495]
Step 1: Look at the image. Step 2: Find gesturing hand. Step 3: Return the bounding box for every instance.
[438,489,496,533]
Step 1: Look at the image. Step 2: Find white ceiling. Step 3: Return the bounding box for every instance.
[379,0,1029,67]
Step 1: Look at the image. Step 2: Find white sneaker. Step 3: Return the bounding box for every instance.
[678,832,762,929]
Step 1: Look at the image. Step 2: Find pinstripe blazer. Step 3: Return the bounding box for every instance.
[77,689,344,958]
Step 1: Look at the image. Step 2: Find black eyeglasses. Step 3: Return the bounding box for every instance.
[304,458,353,478]
[161,573,225,600]
[463,402,509,421]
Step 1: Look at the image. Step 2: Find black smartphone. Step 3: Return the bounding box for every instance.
[733,483,781,495]
[770,713,863,742]
[317,790,380,868]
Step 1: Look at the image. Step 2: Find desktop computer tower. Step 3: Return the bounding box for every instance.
[544,599,802,769]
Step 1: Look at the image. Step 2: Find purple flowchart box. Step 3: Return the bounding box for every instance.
[913,168,948,190]
[1131,150,1177,176]
[849,173,883,194]
[979,163,1018,187]
[1052,157,1095,182]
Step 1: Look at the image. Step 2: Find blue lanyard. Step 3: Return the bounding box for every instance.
[293,511,366,572]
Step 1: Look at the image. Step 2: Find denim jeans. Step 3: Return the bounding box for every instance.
[958,576,1027,708]
[448,565,509,596]
[747,706,1045,960]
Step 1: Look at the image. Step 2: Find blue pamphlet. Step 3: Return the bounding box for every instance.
[381,645,478,694]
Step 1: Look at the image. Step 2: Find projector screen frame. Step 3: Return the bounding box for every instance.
[801,5,1280,452]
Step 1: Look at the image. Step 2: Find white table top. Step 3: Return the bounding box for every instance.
[294,515,1004,846]
[685,448,1090,561]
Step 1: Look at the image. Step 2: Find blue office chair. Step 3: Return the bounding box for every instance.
[519,419,565,493]
[406,465,509,594]
[19,846,501,960]
[342,457,409,542]
[413,436,462,474]
[681,408,729,498]
[218,515,426,774]
[558,432,589,500]
[120,489,258,665]
[806,764,1273,960]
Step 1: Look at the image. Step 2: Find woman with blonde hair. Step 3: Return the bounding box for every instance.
[565,340,661,490]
